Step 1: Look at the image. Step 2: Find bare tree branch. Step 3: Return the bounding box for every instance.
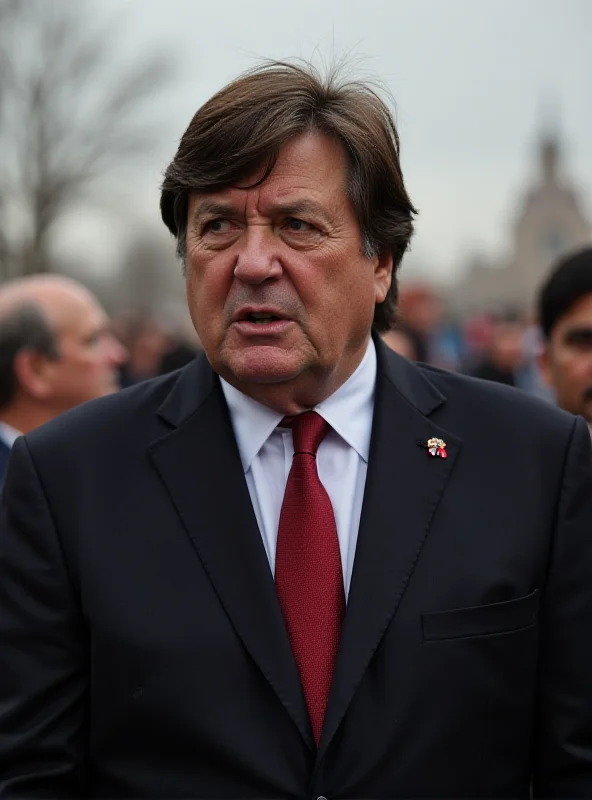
[0,0,174,276]
[0,0,23,277]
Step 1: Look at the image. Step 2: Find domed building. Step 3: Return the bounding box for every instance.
[450,133,591,317]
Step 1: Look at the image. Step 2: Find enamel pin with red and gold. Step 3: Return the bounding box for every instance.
[420,437,448,459]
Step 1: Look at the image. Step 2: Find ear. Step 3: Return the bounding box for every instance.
[12,349,57,400]
[537,343,553,388]
[373,250,394,305]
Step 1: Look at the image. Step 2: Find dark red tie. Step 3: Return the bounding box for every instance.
[275,411,345,744]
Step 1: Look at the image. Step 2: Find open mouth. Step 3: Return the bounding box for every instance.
[245,312,283,324]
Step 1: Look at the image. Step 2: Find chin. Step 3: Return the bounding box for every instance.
[223,349,307,386]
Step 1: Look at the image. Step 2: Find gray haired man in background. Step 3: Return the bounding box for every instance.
[0,274,126,482]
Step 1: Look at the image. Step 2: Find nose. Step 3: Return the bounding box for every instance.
[106,335,128,367]
[232,226,283,284]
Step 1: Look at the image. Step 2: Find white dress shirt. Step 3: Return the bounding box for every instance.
[0,421,21,450]
[220,339,376,599]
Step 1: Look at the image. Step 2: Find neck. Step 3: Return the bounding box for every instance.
[0,401,58,435]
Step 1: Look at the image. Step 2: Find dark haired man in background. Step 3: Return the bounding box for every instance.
[538,247,592,435]
[1,62,592,798]
[0,275,126,483]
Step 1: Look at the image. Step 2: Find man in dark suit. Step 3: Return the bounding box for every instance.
[1,61,592,798]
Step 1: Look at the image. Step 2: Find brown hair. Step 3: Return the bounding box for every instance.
[160,60,416,332]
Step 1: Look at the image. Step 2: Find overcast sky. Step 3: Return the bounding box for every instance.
[81,0,592,282]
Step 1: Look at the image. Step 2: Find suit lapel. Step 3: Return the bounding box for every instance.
[148,357,314,749]
[316,341,462,762]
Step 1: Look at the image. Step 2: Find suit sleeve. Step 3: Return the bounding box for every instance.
[0,437,88,796]
[533,416,592,797]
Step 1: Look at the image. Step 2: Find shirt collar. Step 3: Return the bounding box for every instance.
[315,338,376,461]
[220,337,377,472]
[0,421,22,449]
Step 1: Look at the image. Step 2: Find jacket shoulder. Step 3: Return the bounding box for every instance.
[25,369,184,454]
[417,362,577,439]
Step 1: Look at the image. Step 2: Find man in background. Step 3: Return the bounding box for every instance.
[468,313,526,387]
[538,247,592,434]
[0,274,126,480]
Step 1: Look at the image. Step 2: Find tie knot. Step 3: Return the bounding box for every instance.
[282,411,329,456]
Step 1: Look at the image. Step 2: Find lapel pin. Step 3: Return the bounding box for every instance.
[419,437,448,459]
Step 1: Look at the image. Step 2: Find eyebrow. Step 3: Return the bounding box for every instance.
[190,198,333,226]
[270,200,333,226]
[190,201,238,223]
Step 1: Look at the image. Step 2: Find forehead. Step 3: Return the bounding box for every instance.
[554,293,592,334]
[44,291,107,338]
[191,131,350,212]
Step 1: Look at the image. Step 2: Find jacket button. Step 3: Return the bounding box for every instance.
[317,796,328,800]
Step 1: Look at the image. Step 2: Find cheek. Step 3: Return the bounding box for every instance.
[76,345,115,376]
[187,256,231,311]
[300,256,375,337]
[343,261,381,319]
[74,356,102,378]
[307,249,373,301]
[553,352,586,389]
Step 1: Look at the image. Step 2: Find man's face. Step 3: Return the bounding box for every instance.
[185,132,392,412]
[45,291,127,411]
[540,293,592,422]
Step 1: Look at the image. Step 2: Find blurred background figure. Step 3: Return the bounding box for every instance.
[467,313,527,387]
[115,314,171,387]
[0,275,127,481]
[518,311,553,398]
[461,313,495,372]
[397,283,462,369]
[156,311,202,375]
[381,323,418,360]
[114,312,202,385]
[158,328,201,375]
[397,283,442,363]
[537,248,592,433]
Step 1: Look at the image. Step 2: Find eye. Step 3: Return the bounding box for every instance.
[564,329,592,350]
[284,217,316,233]
[204,218,235,233]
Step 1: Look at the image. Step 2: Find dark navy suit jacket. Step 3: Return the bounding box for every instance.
[0,438,11,488]
[1,340,592,797]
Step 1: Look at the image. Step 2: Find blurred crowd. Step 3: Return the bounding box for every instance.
[383,248,592,433]
[383,283,550,397]
[0,245,591,485]
[112,311,201,388]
